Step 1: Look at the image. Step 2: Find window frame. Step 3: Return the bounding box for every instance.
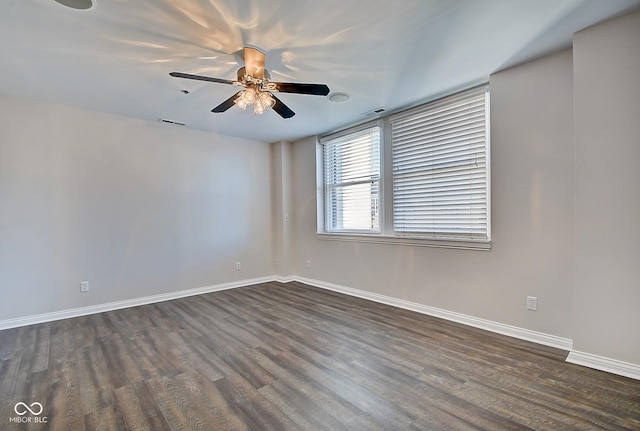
[317,85,491,251]
[317,121,383,234]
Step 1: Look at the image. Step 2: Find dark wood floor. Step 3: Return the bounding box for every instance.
[1,281,639,430]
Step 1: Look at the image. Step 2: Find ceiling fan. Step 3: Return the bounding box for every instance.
[170,47,330,118]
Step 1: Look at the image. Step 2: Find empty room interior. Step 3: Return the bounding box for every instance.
[1,0,640,430]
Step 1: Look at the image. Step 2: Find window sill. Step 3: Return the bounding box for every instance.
[316,232,492,251]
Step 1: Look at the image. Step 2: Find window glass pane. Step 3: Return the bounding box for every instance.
[322,126,381,232]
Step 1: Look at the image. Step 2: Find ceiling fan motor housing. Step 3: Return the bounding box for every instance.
[237,67,271,86]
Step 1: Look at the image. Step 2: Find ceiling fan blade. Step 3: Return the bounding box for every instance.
[212,92,242,113]
[243,47,266,80]
[270,94,295,119]
[169,72,235,85]
[272,82,330,96]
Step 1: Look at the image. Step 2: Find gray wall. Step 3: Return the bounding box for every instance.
[291,49,575,340]
[271,141,294,277]
[0,95,273,321]
[290,9,640,368]
[573,10,640,365]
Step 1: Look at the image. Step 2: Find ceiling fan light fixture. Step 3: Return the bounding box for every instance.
[259,91,276,108]
[253,102,266,115]
[244,88,257,104]
[236,98,249,110]
[234,88,275,115]
[253,92,275,115]
[234,89,253,109]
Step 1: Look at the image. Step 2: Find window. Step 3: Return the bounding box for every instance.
[320,124,381,232]
[390,85,489,239]
[317,85,490,250]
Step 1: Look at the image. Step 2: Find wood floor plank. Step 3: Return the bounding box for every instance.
[254,344,417,429]
[174,371,249,431]
[131,380,174,431]
[0,357,23,421]
[114,383,169,431]
[74,344,116,414]
[258,379,357,431]
[1,281,639,430]
[126,331,184,381]
[176,371,249,431]
[84,405,125,431]
[72,316,99,349]
[165,331,226,383]
[47,356,85,431]
[210,375,298,431]
[144,376,193,431]
[0,327,21,360]
[95,334,144,389]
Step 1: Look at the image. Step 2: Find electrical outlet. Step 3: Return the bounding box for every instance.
[526,296,538,311]
[235,262,241,270]
[80,281,89,293]
[306,260,311,268]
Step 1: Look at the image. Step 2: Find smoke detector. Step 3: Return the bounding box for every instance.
[328,92,351,103]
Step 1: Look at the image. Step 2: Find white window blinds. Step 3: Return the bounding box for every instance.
[390,85,489,239]
[321,125,381,232]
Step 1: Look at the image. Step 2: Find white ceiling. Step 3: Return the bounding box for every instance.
[1,0,639,143]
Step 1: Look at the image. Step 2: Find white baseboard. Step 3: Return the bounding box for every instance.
[291,277,640,381]
[292,276,573,351]
[566,350,640,380]
[273,275,297,283]
[3,275,638,381]
[1,275,570,353]
[0,276,277,331]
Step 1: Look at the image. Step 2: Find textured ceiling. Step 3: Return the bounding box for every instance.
[1,0,639,142]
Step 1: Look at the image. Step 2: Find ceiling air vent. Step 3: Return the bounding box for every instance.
[362,107,386,117]
[158,119,186,126]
